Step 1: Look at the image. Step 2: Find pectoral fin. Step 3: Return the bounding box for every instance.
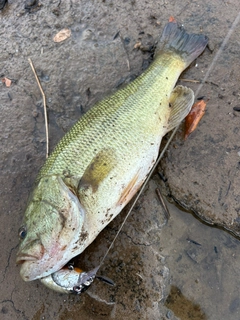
[78,148,117,193]
[167,85,194,132]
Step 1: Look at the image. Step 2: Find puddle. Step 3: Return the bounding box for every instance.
[160,201,240,320]
[165,286,207,320]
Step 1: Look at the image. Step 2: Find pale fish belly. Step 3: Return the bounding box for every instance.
[80,132,164,245]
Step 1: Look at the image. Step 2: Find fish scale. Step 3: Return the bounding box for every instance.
[38,55,182,179]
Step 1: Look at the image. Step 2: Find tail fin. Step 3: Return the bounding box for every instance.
[157,22,208,67]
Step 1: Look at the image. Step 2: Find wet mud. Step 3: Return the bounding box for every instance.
[1,0,240,319]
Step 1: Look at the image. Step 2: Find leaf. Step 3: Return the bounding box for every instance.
[2,77,12,87]
[53,28,71,43]
[134,41,141,49]
[184,100,207,139]
[169,16,177,23]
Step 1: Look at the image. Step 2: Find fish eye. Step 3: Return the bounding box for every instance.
[18,226,27,239]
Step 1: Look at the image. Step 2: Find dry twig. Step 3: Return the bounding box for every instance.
[28,58,49,158]
[156,188,170,221]
[179,78,201,83]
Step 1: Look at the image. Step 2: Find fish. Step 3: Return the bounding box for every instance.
[16,21,208,283]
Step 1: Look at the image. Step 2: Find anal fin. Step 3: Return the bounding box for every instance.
[167,85,194,132]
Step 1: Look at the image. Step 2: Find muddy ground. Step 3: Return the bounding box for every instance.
[1,0,240,319]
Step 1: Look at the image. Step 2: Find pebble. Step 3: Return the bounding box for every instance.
[233,106,240,112]
[166,310,172,319]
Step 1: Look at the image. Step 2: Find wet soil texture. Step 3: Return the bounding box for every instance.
[1,1,240,319]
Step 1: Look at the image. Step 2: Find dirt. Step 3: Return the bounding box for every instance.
[1,0,240,319]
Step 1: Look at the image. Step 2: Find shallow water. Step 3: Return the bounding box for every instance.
[160,201,240,320]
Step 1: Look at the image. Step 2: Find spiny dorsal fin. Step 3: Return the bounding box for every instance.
[167,85,194,133]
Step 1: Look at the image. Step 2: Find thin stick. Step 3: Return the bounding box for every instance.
[194,11,240,98]
[179,78,201,83]
[119,31,131,71]
[28,58,49,158]
[156,188,170,221]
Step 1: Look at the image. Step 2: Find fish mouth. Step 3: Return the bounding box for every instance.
[16,253,39,265]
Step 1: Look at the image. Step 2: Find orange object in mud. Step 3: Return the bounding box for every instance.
[184,100,207,139]
[169,16,176,23]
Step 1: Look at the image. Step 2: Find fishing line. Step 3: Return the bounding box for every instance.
[98,11,240,270]
[195,10,240,98]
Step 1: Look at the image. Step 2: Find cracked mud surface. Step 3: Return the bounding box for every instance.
[1,1,240,319]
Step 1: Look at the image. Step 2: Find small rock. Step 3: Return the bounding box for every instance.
[52,7,60,16]
[166,309,172,319]
[32,110,38,118]
[233,106,240,112]
[124,37,131,45]
[24,0,37,9]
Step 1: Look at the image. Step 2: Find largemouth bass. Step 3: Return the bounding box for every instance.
[16,21,208,282]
